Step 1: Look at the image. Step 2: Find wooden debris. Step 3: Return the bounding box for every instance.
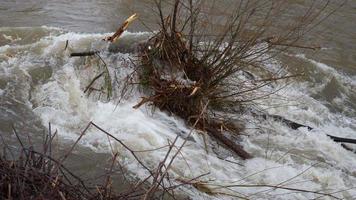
[189,87,200,96]
[206,126,252,160]
[260,113,356,152]
[70,51,98,57]
[64,40,69,51]
[103,13,138,42]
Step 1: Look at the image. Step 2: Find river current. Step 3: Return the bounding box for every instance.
[0,1,356,199]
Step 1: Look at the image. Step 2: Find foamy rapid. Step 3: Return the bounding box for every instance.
[1,27,356,199]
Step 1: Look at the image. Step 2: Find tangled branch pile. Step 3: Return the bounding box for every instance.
[1,123,216,200]
[0,129,90,199]
[0,125,159,200]
[0,151,84,200]
[127,0,343,159]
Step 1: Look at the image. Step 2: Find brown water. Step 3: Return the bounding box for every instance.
[1,1,356,199]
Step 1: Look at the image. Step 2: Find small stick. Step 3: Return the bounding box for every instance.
[70,51,98,57]
[103,13,138,42]
[84,72,105,93]
[64,40,69,51]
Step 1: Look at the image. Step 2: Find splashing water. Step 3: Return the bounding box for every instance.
[1,26,356,199]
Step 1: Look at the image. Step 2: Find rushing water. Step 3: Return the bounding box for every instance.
[1,1,356,199]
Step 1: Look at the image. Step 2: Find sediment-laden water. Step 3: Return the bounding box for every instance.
[0,1,356,199]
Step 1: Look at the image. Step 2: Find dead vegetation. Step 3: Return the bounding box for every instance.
[0,126,90,200]
[1,0,354,199]
[117,0,346,159]
[67,0,347,159]
[71,0,355,162]
[2,120,352,199]
[41,0,355,198]
[0,123,205,200]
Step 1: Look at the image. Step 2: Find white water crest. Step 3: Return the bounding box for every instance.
[1,27,356,199]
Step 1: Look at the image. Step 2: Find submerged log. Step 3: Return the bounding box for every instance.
[260,114,313,130]
[260,113,356,152]
[205,126,252,160]
[325,135,356,144]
